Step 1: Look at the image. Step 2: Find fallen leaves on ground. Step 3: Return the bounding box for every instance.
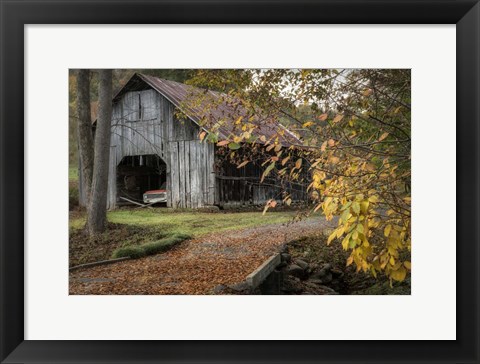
[69,217,335,295]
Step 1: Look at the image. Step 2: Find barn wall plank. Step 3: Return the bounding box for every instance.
[198,143,204,207]
[170,141,180,208]
[199,142,205,207]
[185,142,191,208]
[190,141,199,208]
[178,141,186,208]
[107,146,117,209]
[164,96,172,207]
[207,142,216,205]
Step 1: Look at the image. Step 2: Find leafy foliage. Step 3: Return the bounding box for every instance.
[183,69,411,284]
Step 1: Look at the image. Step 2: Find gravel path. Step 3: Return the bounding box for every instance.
[69,216,335,295]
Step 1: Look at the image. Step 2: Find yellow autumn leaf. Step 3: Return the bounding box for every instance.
[342,234,350,250]
[346,255,354,266]
[333,114,344,123]
[327,231,336,245]
[384,224,392,237]
[237,160,249,169]
[242,131,251,140]
[378,132,389,141]
[260,162,275,183]
[390,266,407,281]
[281,156,290,166]
[217,140,229,147]
[321,141,328,152]
[262,202,270,216]
[336,226,345,238]
[329,156,339,164]
[352,201,360,214]
[360,201,369,214]
[363,88,373,96]
[318,113,328,121]
[295,158,302,169]
[199,131,207,141]
[303,121,314,128]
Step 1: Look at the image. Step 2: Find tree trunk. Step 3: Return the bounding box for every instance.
[87,70,112,235]
[76,69,94,207]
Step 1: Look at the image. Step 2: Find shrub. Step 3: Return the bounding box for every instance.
[111,233,191,259]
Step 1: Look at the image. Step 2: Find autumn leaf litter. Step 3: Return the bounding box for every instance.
[69,216,335,295]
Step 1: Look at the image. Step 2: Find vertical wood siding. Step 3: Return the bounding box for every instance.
[102,88,216,209]
[168,140,215,209]
[214,152,308,207]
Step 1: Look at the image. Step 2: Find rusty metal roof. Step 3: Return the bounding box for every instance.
[114,73,301,147]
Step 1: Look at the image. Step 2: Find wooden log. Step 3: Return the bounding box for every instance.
[119,196,152,209]
[69,257,131,272]
[246,254,281,289]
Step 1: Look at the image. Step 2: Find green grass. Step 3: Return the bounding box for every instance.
[111,233,191,259]
[70,209,306,238]
[69,208,310,265]
[69,166,79,181]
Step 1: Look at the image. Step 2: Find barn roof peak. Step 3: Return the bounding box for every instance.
[114,72,301,146]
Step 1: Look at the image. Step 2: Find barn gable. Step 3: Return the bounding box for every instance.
[115,73,301,147]
[108,81,215,209]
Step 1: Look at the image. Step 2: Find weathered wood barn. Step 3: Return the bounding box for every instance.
[79,73,307,209]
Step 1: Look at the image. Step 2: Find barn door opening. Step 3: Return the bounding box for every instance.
[116,154,167,206]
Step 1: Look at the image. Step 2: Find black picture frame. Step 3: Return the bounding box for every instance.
[1,1,478,363]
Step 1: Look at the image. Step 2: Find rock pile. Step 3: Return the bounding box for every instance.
[211,246,345,295]
[280,252,344,294]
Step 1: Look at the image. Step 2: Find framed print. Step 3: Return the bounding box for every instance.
[1,0,479,363]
